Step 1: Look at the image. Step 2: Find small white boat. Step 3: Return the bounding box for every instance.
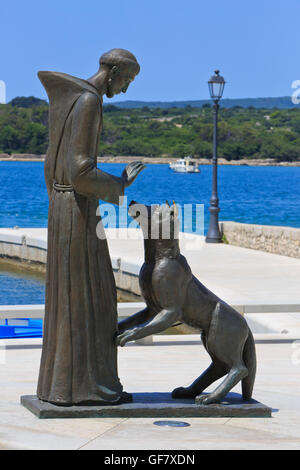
[169,156,200,173]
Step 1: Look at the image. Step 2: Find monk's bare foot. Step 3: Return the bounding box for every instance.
[118,391,133,403]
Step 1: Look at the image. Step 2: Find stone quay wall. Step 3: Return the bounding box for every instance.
[221,221,300,258]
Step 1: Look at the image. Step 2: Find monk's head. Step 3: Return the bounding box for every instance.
[99,48,140,98]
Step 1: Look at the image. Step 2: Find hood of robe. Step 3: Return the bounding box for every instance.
[38,71,102,178]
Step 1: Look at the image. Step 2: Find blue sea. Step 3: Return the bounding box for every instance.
[1,161,300,229]
[0,267,44,305]
[1,161,300,306]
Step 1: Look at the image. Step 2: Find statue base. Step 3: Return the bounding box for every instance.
[21,392,272,419]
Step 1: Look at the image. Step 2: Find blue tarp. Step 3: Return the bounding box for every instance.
[0,319,43,338]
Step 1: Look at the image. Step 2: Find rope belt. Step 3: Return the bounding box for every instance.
[53,182,74,192]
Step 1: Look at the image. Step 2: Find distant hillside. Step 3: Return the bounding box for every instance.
[106,96,298,110]
[9,95,298,110]
[9,96,48,108]
[2,96,300,161]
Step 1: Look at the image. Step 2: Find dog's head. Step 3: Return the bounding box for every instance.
[128,200,179,240]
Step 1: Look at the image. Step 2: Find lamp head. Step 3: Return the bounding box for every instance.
[208,70,225,101]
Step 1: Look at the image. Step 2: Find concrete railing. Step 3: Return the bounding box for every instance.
[2,301,299,322]
[0,228,47,265]
[0,302,153,344]
[221,221,300,259]
[0,302,146,320]
[1,303,300,342]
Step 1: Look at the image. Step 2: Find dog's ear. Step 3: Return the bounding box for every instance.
[172,200,178,219]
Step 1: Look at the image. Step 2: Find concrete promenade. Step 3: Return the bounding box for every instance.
[0,335,299,450]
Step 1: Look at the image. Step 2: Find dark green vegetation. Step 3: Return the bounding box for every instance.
[0,98,48,154]
[1,96,300,161]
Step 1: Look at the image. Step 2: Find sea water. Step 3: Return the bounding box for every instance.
[0,161,300,305]
[1,161,300,229]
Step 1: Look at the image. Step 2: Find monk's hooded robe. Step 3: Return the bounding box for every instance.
[37,71,125,405]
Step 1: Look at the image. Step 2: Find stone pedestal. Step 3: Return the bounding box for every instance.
[21,392,272,419]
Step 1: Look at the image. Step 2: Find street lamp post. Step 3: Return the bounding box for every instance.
[206,70,226,243]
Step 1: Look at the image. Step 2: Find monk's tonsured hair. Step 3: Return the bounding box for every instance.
[99,48,140,75]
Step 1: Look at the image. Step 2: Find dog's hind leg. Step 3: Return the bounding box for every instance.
[196,303,249,405]
[196,361,248,405]
[172,360,227,399]
[172,331,228,398]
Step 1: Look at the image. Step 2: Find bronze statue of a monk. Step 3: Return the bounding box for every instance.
[37,49,144,406]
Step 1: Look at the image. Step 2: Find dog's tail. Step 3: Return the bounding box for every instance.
[242,329,257,400]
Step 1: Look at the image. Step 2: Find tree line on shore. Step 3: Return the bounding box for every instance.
[1,96,300,161]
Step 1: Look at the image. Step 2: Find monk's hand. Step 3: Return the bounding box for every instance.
[122,161,145,188]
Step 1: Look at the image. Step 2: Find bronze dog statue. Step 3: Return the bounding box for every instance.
[116,201,256,405]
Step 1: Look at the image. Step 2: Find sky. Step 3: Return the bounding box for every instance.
[1,0,300,104]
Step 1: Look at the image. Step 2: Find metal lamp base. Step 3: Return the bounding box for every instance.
[205,236,222,243]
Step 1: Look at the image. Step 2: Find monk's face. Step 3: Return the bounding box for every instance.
[106,66,136,98]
